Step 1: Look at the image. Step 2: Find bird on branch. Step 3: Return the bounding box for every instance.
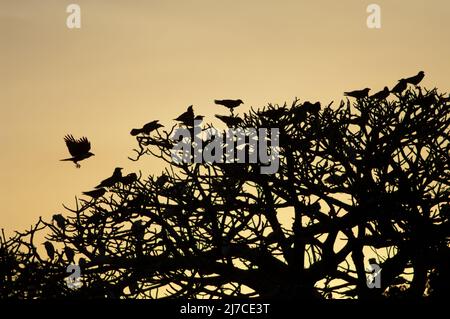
[404,71,425,86]
[130,120,163,136]
[214,99,244,114]
[95,167,123,188]
[370,87,390,100]
[344,88,371,99]
[83,188,106,199]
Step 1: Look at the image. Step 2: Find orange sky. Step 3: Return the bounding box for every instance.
[1,0,449,233]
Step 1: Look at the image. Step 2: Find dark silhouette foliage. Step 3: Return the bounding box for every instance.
[1,84,449,300]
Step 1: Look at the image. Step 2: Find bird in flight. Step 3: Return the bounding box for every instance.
[404,71,425,86]
[214,99,244,114]
[370,87,390,100]
[95,167,123,188]
[344,88,371,99]
[391,79,408,94]
[60,135,94,168]
[130,120,163,136]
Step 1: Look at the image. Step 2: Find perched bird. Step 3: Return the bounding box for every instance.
[302,101,321,113]
[214,99,244,113]
[174,105,194,124]
[64,246,75,263]
[215,114,243,127]
[121,173,138,185]
[52,214,66,230]
[130,120,163,136]
[391,79,408,94]
[44,241,55,260]
[155,174,169,188]
[60,135,95,168]
[260,107,287,119]
[404,71,425,86]
[95,167,123,188]
[83,188,106,199]
[344,88,370,99]
[371,87,390,100]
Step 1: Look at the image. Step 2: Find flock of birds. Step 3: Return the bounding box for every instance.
[58,72,426,198]
[344,71,425,99]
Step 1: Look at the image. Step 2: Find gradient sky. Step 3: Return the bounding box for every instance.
[1,0,449,233]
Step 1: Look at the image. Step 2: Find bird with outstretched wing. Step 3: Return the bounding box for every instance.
[60,134,95,168]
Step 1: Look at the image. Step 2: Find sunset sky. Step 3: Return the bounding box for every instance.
[1,0,449,233]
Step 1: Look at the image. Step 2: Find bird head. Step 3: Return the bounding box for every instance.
[419,71,425,76]
[87,152,95,157]
[237,99,244,105]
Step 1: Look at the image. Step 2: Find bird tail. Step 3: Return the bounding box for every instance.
[60,158,73,162]
[130,128,142,136]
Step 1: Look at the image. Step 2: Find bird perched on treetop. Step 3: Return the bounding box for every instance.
[214,99,244,113]
[302,101,321,113]
[121,173,138,185]
[344,88,371,99]
[404,71,425,86]
[174,105,194,124]
[95,167,123,188]
[60,135,95,168]
[130,120,163,136]
[83,188,106,199]
[370,87,390,100]
[391,79,408,94]
[52,214,66,230]
[215,114,243,127]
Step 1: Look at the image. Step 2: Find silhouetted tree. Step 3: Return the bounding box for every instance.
[1,85,449,300]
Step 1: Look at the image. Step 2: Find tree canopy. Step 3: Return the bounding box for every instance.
[1,85,449,300]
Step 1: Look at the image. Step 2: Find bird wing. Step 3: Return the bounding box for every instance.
[64,135,91,157]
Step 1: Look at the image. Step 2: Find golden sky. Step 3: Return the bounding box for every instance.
[1,0,449,233]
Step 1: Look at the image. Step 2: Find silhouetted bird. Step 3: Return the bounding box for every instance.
[260,107,287,118]
[95,167,123,188]
[130,120,163,136]
[302,101,321,113]
[83,188,106,199]
[174,105,194,124]
[64,246,75,263]
[60,135,95,168]
[404,71,425,86]
[52,214,66,230]
[44,241,55,260]
[344,88,370,99]
[391,79,408,94]
[155,174,169,188]
[214,99,244,113]
[371,87,390,100]
[215,114,243,127]
[121,173,138,185]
